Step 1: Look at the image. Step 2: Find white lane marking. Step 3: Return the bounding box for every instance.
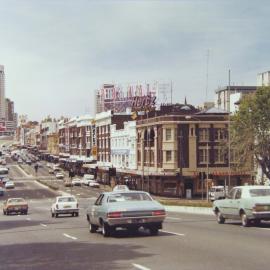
[76,194,81,196]
[132,263,151,270]
[26,218,31,221]
[160,230,185,236]
[15,165,31,177]
[40,223,47,227]
[166,217,182,221]
[63,233,77,240]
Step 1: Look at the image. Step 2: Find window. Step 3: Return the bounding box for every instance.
[198,148,209,164]
[166,151,172,162]
[214,128,227,141]
[166,128,172,141]
[234,189,242,199]
[199,128,209,142]
[214,147,225,163]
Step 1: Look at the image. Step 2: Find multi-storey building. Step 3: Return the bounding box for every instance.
[257,71,270,86]
[0,65,6,120]
[215,86,256,113]
[135,104,253,197]
[111,120,137,172]
[40,118,58,151]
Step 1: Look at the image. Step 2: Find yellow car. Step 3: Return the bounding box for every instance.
[3,198,28,215]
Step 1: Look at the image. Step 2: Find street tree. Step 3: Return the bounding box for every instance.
[231,86,270,180]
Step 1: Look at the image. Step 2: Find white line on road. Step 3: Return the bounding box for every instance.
[160,230,185,236]
[132,263,151,270]
[258,228,270,231]
[26,218,31,221]
[166,217,182,221]
[40,223,47,227]
[15,165,31,177]
[63,233,77,240]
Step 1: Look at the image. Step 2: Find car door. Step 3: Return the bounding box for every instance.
[230,188,242,218]
[221,188,237,218]
[90,194,104,225]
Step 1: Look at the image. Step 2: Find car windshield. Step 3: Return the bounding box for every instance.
[108,192,152,203]
[249,189,270,197]
[8,198,25,203]
[58,197,75,202]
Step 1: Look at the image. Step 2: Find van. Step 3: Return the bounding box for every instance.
[209,186,228,201]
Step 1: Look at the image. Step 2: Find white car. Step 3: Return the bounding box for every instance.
[72,178,83,186]
[88,180,100,188]
[51,196,79,217]
[55,172,64,179]
[5,181,15,189]
[82,174,95,185]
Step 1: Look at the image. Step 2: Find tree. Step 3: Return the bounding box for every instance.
[231,86,270,180]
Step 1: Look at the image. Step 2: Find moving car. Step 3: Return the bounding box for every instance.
[55,172,64,179]
[213,185,270,227]
[72,178,83,186]
[5,181,15,189]
[86,190,166,237]
[3,198,28,215]
[88,180,100,188]
[82,174,95,185]
[51,196,79,217]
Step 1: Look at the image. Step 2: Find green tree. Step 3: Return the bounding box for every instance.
[231,86,270,180]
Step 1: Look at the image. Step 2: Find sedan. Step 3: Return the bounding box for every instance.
[5,181,15,189]
[72,178,83,186]
[3,198,28,215]
[86,190,166,237]
[88,180,100,188]
[55,172,64,179]
[51,196,79,217]
[213,185,270,227]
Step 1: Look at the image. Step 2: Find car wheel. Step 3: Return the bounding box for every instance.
[6,211,9,216]
[149,227,159,236]
[241,213,250,227]
[253,219,261,226]
[89,223,98,233]
[217,211,225,224]
[101,222,111,237]
[3,210,6,215]
[25,211,28,215]
[51,212,55,218]
[76,212,79,217]
[55,213,58,218]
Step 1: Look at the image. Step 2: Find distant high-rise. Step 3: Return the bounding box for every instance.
[0,65,6,119]
[257,71,270,86]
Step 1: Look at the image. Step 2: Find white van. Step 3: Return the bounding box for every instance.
[209,186,228,201]
[82,174,95,185]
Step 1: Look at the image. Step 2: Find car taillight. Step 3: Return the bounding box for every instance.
[107,212,123,218]
[152,210,166,216]
[56,204,59,209]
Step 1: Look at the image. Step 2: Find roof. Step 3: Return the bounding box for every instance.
[234,185,270,190]
[215,86,257,94]
[196,107,228,115]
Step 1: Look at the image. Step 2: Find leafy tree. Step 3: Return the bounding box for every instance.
[231,86,270,180]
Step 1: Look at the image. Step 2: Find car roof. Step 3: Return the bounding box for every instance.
[56,195,76,199]
[104,190,150,196]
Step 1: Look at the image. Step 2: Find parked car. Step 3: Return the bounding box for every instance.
[55,172,64,179]
[64,179,73,187]
[88,180,100,188]
[18,158,23,164]
[86,190,166,237]
[51,196,79,217]
[82,174,95,185]
[5,181,15,189]
[48,169,54,174]
[25,159,32,165]
[209,186,228,201]
[0,187,4,196]
[72,178,83,186]
[213,185,270,227]
[3,198,28,215]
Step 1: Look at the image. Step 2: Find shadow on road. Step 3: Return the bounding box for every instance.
[0,242,152,270]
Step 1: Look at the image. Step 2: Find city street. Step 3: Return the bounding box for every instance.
[1,162,270,270]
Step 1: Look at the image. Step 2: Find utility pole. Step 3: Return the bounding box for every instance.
[227,69,231,189]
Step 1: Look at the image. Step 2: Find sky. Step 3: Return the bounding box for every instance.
[0,0,270,121]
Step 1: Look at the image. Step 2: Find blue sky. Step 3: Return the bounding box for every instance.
[0,0,270,120]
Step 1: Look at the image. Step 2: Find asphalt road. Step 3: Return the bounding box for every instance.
[1,160,270,270]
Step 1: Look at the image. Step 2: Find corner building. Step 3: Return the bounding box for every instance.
[135,104,253,198]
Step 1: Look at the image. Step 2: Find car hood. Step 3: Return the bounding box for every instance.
[107,200,165,212]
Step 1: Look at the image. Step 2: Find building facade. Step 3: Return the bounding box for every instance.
[0,65,6,120]
[257,71,270,86]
